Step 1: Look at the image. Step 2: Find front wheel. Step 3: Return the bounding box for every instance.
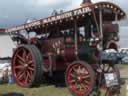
[12,45,43,88]
[65,61,95,96]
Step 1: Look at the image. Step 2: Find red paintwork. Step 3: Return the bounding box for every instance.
[103,23,119,33]
[42,46,76,71]
[30,37,38,44]
[106,40,118,50]
[0,29,5,33]
[108,43,117,50]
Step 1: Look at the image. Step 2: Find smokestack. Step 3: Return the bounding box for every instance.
[81,0,92,7]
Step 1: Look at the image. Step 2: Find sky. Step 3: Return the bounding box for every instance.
[0,0,127,57]
[0,0,127,28]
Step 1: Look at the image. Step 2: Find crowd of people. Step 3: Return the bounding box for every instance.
[0,62,15,84]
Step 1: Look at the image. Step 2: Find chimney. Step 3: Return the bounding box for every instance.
[81,0,92,7]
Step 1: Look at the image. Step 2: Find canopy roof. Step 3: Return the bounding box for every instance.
[5,1,126,33]
[94,2,126,21]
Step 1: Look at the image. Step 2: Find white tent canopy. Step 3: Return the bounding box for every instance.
[0,35,16,58]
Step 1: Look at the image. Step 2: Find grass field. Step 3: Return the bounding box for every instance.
[0,64,128,96]
[0,84,126,96]
[0,84,71,96]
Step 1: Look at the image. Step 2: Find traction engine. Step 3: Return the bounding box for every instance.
[5,0,126,96]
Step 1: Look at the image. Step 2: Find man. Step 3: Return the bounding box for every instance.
[82,0,91,3]
[81,0,92,6]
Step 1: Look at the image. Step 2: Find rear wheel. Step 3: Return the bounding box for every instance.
[12,45,43,87]
[65,61,95,96]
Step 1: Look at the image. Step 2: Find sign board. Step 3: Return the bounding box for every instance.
[104,73,119,87]
[42,7,91,24]
[6,7,92,33]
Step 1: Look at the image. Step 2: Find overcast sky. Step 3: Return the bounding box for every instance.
[0,0,127,57]
[0,0,127,28]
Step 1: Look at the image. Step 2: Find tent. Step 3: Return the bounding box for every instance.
[0,34,16,58]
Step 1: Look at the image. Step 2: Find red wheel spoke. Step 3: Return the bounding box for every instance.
[25,72,29,83]
[80,83,86,90]
[28,60,33,65]
[74,84,79,89]
[84,80,90,85]
[70,79,76,83]
[16,55,25,62]
[82,75,90,79]
[76,65,82,74]
[78,65,81,73]
[18,60,24,65]
[17,71,25,80]
[31,64,34,67]
[72,67,77,73]
[25,76,28,83]
[29,70,33,76]
[14,65,24,69]
[26,53,31,61]
[27,71,31,79]
[17,71,22,77]
[22,49,27,59]
[79,85,82,91]
[22,72,26,81]
[28,67,34,71]
[70,73,76,78]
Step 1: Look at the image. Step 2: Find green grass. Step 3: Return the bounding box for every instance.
[117,64,128,69]
[0,83,126,96]
[0,84,71,96]
[0,64,127,96]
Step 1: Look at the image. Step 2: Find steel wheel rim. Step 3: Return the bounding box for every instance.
[12,47,35,87]
[66,63,93,96]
